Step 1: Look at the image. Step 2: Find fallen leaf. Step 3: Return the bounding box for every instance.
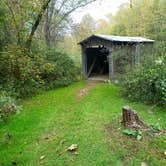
[141,162,148,166]
[40,160,44,164]
[164,150,166,156]
[73,152,79,155]
[39,155,45,164]
[67,144,78,151]
[40,156,45,160]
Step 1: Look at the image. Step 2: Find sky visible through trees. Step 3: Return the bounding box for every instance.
[71,0,129,23]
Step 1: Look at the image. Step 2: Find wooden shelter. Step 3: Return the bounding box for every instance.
[79,34,154,81]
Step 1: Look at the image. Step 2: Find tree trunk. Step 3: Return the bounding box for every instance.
[122,106,147,129]
[25,0,51,50]
[44,8,51,48]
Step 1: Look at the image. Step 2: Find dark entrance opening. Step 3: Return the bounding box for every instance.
[86,46,109,78]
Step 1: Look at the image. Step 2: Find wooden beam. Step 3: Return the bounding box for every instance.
[108,50,114,80]
[87,58,96,78]
[135,44,141,64]
[81,46,87,79]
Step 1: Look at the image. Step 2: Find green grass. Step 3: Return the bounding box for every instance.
[0,82,165,166]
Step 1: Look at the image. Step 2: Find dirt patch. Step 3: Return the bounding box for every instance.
[77,88,89,100]
[76,81,96,100]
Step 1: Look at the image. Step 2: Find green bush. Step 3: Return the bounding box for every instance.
[42,49,80,89]
[0,46,43,98]
[0,92,21,121]
[0,46,80,98]
[122,56,166,107]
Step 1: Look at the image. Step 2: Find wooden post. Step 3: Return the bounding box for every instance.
[131,45,135,68]
[108,49,114,80]
[135,44,141,64]
[87,58,96,78]
[81,46,87,79]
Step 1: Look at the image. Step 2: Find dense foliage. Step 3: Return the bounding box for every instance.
[0,47,80,98]
[44,49,80,89]
[106,0,166,107]
[0,0,95,99]
[122,56,166,106]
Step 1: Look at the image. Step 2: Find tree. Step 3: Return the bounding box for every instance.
[0,0,97,50]
[72,14,96,42]
[42,0,97,48]
[95,19,110,34]
[109,0,166,40]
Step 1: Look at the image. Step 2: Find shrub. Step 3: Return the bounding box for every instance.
[42,49,80,89]
[122,56,166,107]
[0,46,80,98]
[0,92,21,121]
[0,46,43,98]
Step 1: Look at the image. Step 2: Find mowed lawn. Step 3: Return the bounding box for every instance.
[0,82,165,166]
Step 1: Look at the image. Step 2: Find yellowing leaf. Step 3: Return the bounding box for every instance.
[40,155,45,160]
[141,162,148,166]
[39,155,45,164]
[164,150,166,156]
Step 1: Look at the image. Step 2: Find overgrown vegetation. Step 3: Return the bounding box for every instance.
[58,0,166,107]
[122,56,166,106]
[0,83,165,165]
[0,47,80,98]
[111,0,166,107]
[0,0,99,98]
[1,0,165,107]
[105,0,166,107]
[0,0,165,163]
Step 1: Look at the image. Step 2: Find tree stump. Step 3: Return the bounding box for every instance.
[122,106,147,129]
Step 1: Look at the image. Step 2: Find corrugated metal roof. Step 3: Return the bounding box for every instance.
[95,34,154,43]
[79,34,154,44]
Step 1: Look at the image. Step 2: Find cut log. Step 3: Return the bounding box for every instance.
[122,106,147,129]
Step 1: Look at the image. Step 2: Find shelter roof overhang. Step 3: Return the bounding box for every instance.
[79,34,154,46]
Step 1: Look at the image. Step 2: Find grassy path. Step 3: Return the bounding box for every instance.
[0,82,165,166]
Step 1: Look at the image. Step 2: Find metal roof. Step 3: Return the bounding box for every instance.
[79,34,155,44]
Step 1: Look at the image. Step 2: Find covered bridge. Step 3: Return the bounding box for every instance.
[79,34,154,81]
